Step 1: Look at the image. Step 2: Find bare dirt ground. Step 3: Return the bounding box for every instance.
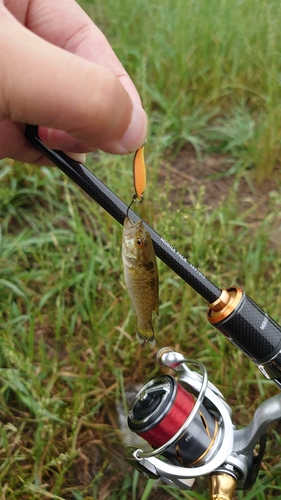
[162,146,279,206]
[159,146,281,248]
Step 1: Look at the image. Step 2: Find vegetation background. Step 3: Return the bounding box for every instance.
[1,0,281,498]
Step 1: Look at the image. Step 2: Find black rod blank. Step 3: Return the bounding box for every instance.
[25,125,221,303]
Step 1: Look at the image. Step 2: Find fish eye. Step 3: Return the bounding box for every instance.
[136,238,144,247]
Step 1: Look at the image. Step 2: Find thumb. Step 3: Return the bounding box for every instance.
[0,10,147,155]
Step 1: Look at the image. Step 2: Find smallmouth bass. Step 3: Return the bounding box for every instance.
[122,217,159,345]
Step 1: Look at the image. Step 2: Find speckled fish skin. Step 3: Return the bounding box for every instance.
[122,217,159,345]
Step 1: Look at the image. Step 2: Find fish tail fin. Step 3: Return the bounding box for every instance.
[136,327,156,346]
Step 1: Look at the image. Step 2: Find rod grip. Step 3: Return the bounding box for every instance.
[208,288,281,377]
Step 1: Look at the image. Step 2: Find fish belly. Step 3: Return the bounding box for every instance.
[125,266,157,345]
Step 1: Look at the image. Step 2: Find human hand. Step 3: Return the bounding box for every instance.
[0,0,147,164]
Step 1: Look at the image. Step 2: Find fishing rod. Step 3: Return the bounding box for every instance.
[25,125,281,388]
[25,125,281,498]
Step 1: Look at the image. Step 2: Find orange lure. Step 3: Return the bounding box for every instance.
[133,145,146,200]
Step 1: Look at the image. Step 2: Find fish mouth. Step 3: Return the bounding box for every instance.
[136,328,156,346]
[124,217,143,230]
[136,334,156,346]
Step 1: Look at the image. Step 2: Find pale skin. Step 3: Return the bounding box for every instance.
[0,0,148,165]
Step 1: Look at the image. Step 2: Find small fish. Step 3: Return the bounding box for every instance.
[122,217,159,345]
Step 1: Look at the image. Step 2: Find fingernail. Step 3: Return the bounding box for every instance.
[119,103,148,153]
[66,152,87,164]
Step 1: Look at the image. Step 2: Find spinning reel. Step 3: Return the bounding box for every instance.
[125,347,281,499]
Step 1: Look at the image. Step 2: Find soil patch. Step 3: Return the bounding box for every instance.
[162,146,278,207]
[159,146,281,246]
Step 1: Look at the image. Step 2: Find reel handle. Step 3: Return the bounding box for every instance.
[209,474,237,500]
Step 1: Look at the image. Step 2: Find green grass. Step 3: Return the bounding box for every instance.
[1,154,281,499]
[1,0,281,498]
[83,0,281,177]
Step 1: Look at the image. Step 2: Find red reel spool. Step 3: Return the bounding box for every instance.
[138,381,194,447]
[128,375,218,467]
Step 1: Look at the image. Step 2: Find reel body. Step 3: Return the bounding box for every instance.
[124,348,277,496]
